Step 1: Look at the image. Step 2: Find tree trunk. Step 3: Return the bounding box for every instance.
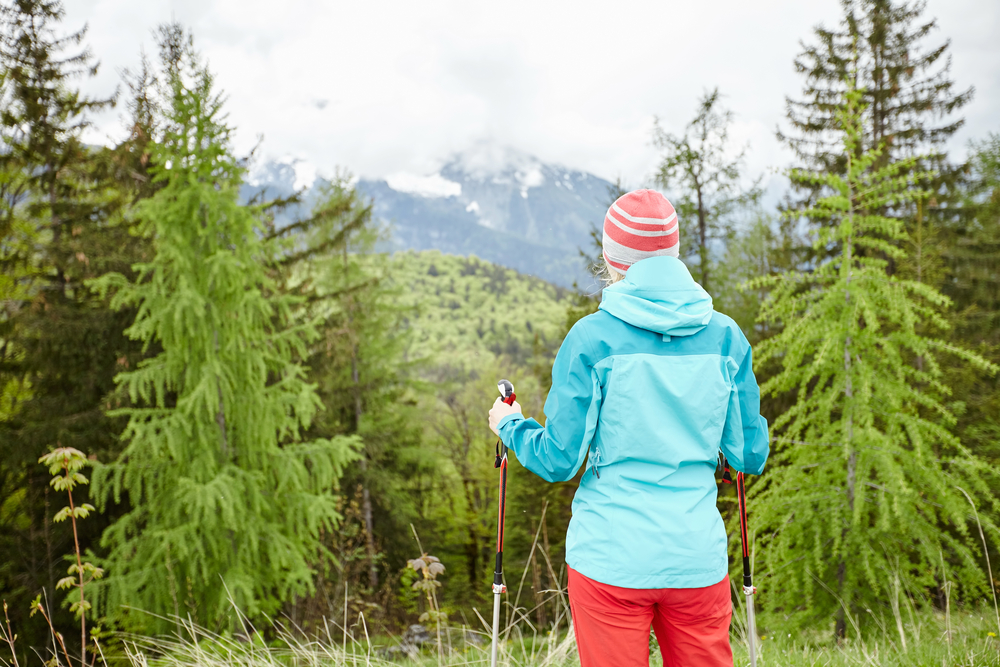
[352,350,379,590]
[696,185,709,292]
[49,181,67,297]
[460,476,480,588]
[914,199,925,371]
[344,247,379,590]
[213,329,229,458]
[835,417,856,639]
[836,168,858,641]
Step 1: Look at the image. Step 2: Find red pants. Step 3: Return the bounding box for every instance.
[567,567,733,667]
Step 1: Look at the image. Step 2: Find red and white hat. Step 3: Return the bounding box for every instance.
[602,189,679,275]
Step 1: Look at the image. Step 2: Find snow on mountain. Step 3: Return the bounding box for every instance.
[384,172,462,198]
[358,145,612,288]
[244,145,614,289]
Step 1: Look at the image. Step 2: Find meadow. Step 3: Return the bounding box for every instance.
[63,603,999,667]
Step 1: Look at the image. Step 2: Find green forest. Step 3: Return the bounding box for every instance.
[1,0,999,666]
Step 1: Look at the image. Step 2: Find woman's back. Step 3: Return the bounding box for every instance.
[497,256,768,589]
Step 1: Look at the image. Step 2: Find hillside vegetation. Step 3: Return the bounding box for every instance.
[391,250,572,368]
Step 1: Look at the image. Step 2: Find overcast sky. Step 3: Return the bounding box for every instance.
[67,0,1000,189]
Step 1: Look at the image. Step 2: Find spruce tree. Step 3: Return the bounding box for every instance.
[654,89,760,292]
[939,134,1000,486]
[944,138,1000,337]
[780,0,971,265]
[0,0,116,443]
[751,75,999,638]
[0,64,34,423]
[273,177,424,617]
[0,0,144,647]
[783,0,970,163]
[90,42,358,631]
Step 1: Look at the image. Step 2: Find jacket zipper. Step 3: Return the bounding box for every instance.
[590,447,601,479]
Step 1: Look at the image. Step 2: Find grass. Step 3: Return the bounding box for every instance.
[114,615,579,667]
[90,603,998,667]
[4,595,998,667]
[731,608,999,667]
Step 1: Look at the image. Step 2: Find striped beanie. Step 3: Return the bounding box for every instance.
[602,189,679,275]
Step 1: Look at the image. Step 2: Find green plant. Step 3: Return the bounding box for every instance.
[27,594,71,667]
[38,447,102,667]
[654,88,761,293]
[89,32,359,632]
[407,553,446,662]
[751,68,1000,637]
[1,601,20,667]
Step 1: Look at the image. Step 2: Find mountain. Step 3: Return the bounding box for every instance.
[358,145,613,289]
[244,146,614,289]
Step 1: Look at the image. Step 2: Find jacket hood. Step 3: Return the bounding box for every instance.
[598,256,713,337]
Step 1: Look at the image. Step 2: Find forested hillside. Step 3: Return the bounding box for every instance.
[391,251,571,366]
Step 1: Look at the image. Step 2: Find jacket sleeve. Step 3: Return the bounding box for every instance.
[721,341,770,475]
[497,324,601,483]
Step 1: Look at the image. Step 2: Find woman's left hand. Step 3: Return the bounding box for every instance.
[489,397,522,436]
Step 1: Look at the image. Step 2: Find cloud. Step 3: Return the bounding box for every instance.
[68,0,1000,187]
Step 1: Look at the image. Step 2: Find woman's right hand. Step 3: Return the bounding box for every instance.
[489,397,522,436]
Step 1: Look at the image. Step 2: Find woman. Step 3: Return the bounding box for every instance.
[488,189,769,667]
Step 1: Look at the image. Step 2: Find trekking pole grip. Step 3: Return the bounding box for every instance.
[495,379,515,467]
[497,379,516,406]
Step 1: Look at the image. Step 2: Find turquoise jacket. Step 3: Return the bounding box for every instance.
[498,256,769,589]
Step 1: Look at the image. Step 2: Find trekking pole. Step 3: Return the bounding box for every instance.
[735,471,757,667]
[490,379,515,667]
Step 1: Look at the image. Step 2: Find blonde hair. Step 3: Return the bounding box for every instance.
[602,260,626,286]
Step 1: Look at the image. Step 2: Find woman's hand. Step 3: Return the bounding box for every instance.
[489,397,522,436]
